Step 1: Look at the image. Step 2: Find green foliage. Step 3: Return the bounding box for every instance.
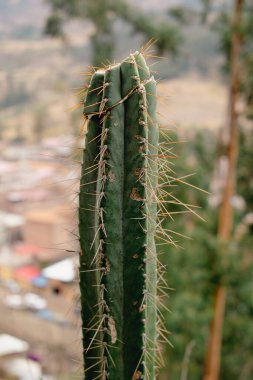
[44,0,182,66]
[91,32,115,67]
[200,0,212,23]
[215,3,253,110]
[159,127,253,380]
[45,0,82,17]
[44,13,63,37]
[131,16,182,54]
[168,5,198,25]
[237,127,253,207]
[79,52,159,380]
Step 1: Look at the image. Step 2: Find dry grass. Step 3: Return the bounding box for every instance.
[157,73,227,129]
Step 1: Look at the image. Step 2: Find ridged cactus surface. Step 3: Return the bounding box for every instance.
[79,52,159,380]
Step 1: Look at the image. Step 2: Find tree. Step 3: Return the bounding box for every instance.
[158,125,253,380]
[44,0,182,66]
[203,1,245,379]
[200,0,212,23]
[217,1,253,116]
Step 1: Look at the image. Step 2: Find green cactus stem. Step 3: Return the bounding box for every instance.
[79,51,159,380]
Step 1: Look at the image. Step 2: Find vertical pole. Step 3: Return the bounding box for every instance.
[203,1,244,379]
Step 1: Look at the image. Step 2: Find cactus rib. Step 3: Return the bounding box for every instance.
[79,52,159,380]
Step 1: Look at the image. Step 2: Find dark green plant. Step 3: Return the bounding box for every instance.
[78,52,161,380]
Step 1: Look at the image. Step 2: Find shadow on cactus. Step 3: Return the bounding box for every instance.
[78,47,184,380]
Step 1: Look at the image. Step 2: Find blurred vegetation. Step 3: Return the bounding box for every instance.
[44,0,182,66]
[159,125,253,379]
[216,1,253,117]
[0,74,31,109]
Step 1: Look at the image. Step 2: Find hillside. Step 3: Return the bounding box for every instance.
[0,0,226,142]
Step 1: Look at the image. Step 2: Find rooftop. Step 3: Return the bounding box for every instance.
[42,257,76,283]
[0,334,29,356]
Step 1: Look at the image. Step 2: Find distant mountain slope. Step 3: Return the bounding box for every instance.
[0,0,225,142]
[0,0,48,38]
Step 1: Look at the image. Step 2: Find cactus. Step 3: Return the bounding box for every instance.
[79,51,161,380]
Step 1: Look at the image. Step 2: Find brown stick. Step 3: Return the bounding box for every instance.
[203,1,244,379]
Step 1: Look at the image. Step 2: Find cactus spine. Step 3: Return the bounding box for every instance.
[79,51,159,380]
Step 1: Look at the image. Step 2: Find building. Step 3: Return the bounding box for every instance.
[23,206,76,254]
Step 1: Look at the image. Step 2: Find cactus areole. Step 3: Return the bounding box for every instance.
[79,52,159,380]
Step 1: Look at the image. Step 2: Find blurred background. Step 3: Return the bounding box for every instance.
[0,0,252,379]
